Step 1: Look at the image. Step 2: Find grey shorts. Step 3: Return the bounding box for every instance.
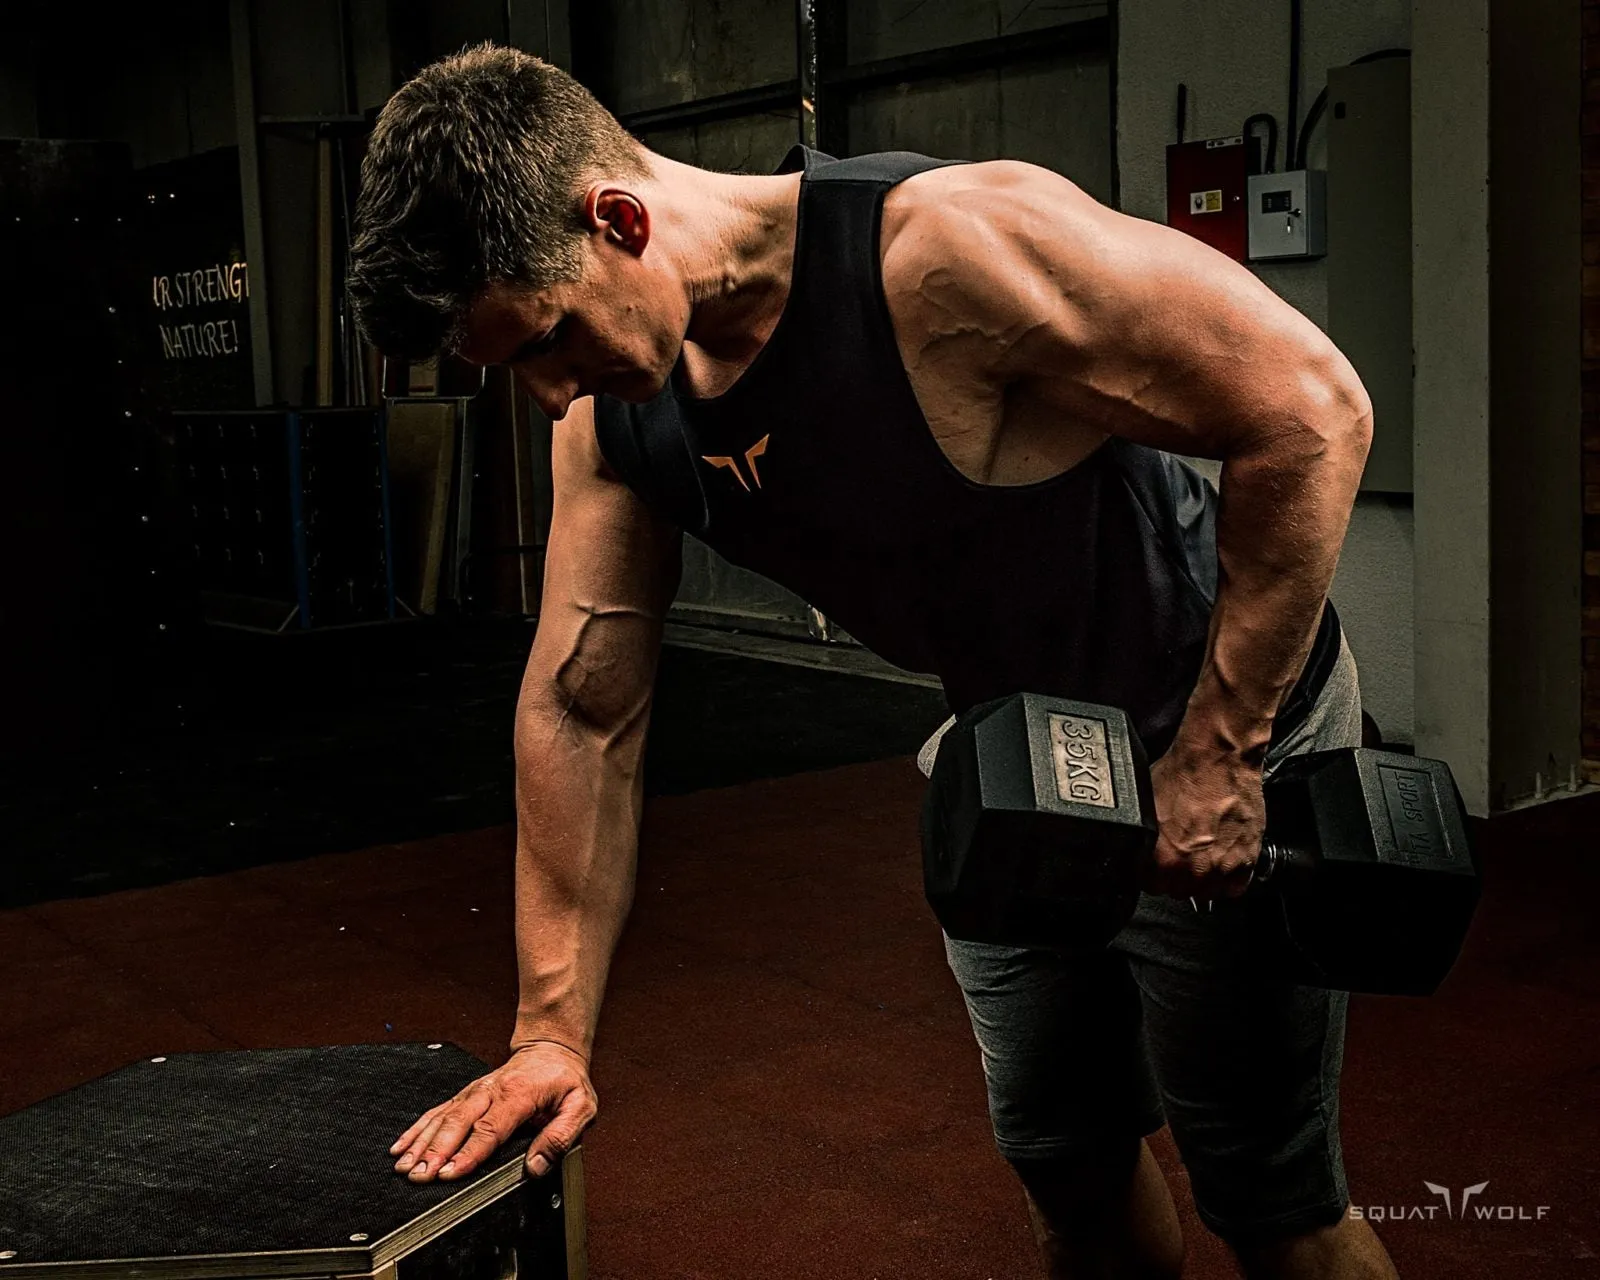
[934,632,1363,1244]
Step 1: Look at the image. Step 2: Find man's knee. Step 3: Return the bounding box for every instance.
[1008,1138,1184,1280]
[1009,1136,1144,1212]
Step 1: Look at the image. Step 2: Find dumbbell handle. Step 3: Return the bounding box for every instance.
[1252,840,1319,887]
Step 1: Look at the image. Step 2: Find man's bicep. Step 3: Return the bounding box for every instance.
[522,398,682,731]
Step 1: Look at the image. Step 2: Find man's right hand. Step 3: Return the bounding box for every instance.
[390,1042,597,1183]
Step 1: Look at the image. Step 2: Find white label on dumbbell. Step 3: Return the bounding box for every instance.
[1048,714,1117,809]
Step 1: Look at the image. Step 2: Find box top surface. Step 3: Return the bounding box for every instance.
[0,1043,534,1275]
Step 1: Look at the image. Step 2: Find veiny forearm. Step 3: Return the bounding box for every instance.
[508,695,650,1061]
[1179,393,1372,763]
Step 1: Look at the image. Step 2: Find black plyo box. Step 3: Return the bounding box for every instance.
[0,1043,585,1280]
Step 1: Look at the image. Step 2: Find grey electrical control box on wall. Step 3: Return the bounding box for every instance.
[1247,170,1327,260]
[1327,55,1413,495]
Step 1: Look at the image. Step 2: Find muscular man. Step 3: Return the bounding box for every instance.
[349,44,1394,1280]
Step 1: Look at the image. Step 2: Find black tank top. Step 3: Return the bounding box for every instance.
[594,146,1340,760]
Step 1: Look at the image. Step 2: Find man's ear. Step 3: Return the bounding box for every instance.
[584,186,651,255]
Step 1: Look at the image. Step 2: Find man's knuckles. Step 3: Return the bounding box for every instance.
[1150,843,1190,873]
[418,1123,476,1162]
[469,1114,506,1143]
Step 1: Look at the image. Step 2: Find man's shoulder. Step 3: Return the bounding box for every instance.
[876,160,1113,289]
[880,160,1097,271]
[877,160,1102,331]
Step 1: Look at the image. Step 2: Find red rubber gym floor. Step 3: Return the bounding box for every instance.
[2,758,1596,1278]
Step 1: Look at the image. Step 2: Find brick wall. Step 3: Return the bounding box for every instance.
[1584,0,1600,782]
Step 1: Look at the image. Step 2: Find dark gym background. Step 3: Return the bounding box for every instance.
[1,1,1596,1277]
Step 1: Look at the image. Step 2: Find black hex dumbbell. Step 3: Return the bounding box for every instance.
[922,692,1481,996]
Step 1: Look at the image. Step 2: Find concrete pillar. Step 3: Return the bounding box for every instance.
[1487,0,1583,808]
[1413,0,1583,813]
[1412,0,1492,809]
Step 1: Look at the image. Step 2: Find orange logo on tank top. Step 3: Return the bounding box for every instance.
[702,434,769,492]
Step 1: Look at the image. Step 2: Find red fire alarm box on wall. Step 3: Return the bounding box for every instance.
[1166,135,1259,262]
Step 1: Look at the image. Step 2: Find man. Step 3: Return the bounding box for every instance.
[350,43,1393,1280]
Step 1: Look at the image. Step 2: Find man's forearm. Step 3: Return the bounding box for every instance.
[508,701,648,1060]
[1177,399,1372,763]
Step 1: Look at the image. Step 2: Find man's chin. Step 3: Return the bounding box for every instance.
[603,366,672,404]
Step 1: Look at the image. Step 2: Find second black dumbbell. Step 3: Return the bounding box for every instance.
[921,692,1481,996]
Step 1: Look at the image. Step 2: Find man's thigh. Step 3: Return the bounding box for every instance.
[942,934,1165,1161]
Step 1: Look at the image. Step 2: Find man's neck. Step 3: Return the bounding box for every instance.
[650,156,803,371]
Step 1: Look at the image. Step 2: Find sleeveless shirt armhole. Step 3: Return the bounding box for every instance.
[1108,448,1218,614]
[592,397,640,491]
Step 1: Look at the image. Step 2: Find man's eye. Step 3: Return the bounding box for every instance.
[507,322,563,365]
[529,320,565,355]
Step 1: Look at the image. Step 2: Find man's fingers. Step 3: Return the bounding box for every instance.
[436,1101,525,1181]
[1176,861,1258,906]
[391,1104,444,1156]
[524,1088,597,1178]
[396,1092,489,1178]
[1147,843,1196,899]
[1218,861,1257,900]
[407,1097,495,1182]
[394,1110,450,1171]
[1147,837,1263,903]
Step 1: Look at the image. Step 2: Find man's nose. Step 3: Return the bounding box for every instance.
[516,373,573,420]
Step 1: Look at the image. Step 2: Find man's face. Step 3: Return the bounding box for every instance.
[460,216,685,420]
